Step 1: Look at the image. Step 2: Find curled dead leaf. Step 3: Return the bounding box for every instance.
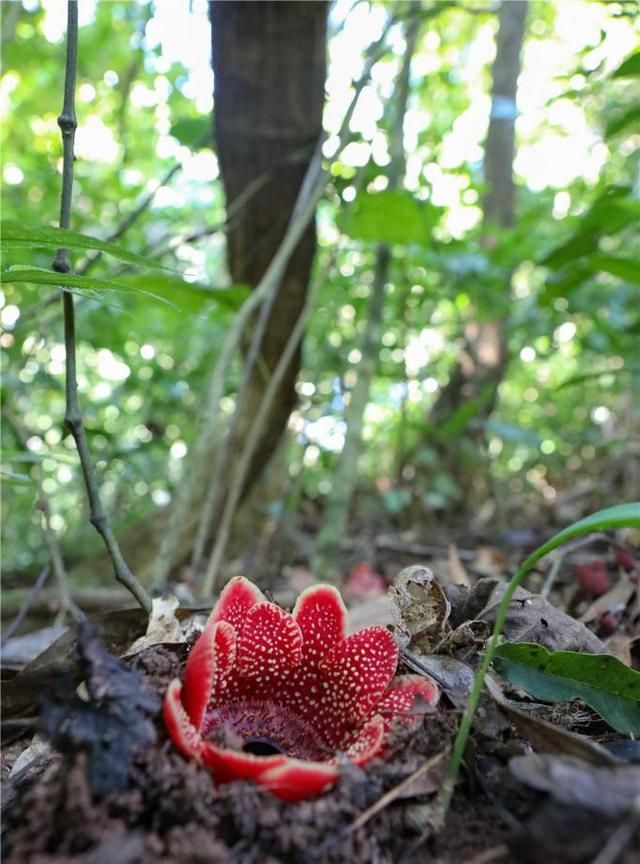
[390,565,451,654]
[509,754,640,818]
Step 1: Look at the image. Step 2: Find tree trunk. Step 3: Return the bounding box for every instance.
[427,0,528,429]
[210,0,327,491]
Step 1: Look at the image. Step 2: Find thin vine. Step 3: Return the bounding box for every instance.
[54,0,151,614]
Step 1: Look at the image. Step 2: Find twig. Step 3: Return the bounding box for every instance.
[590,815,640,864]
[4,408,81,623]
[53,0,151,614]
[312,4,420,584]
[77,161,182,276]
[38,493,83,624]
[349,751,446,833]
[1,566,51,646]
[197,143,326,591]
[461,845,510,864]
[201,164,367,594]
[540,532,610,597]
[0,585,134,619]
[374,536,476,561]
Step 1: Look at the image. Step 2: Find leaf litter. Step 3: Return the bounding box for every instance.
[2,556,640,863]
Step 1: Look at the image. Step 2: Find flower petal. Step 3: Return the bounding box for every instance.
[344,714,385,765]
[292,584,347,665]
[163,679,203,759]
[319,626,398,722]
[182,620,236,728]
[211,575,264,630]
[259,758,339,802]
[237,601,303,679]
[201,740,286,783]
[375,674,440,731]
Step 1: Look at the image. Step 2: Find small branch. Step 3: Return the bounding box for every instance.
[54,0,151,614]
[77,161,182,276]
[38,493,83,624]
[348,750,446,834]
[1,567,51,646]
[0,585,134,619]
[195,142,325,586]
[313,4,420,584]
[201,167,367,595]
[4,409,81,623]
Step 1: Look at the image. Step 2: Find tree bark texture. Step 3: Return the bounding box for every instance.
[427,0,528,429]
[210,1,327,491]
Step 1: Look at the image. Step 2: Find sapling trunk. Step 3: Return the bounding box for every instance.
[312,8,420,584]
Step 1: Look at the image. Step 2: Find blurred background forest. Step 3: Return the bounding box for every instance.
[1,0,639,620]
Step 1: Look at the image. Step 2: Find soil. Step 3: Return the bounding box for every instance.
[2,643,638,864]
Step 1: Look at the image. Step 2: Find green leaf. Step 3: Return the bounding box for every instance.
[605,105,640,139]
[555,366,637,391]
[117,273,250,313]
[517,504,640,577]
[493,643,640,735]
[1,219,172,272]
[339,190,438,246]
[542,232,596,269]
[169,117,211,149]
[611,49,640,78]
[485,419,542,445]
[1,267,250,313]
[587,254,640,285]
[0,267,175,304]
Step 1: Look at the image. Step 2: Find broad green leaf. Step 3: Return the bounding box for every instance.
[170,117,212,149]
[542,190,640,271]
[2,267,250,316]
[339,190,438,246]
[0,267,175,304]
[586,192,640,232]
[493,643,640,735]
[605,105,640,139]
[588,254,640,285]
[611,49,640,78]
[555,366,637,391]
[542,232,596,269]
[117,273,250,313]
[1,219,172,272]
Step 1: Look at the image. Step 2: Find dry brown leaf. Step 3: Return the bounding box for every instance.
[390,565,451,654]
[446,577,604,654]
[579,574,636,624]
[448,544,472,587]
[124,596,182,656]
[484,674,620,767]
[509,754,640,817]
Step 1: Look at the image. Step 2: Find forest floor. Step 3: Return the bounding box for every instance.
[2,529,639,864]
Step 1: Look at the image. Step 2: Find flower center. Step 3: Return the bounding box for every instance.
[203,697,331,761]
[242,737,284,757]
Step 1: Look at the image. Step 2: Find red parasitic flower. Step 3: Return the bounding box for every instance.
[164,576,439,801]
